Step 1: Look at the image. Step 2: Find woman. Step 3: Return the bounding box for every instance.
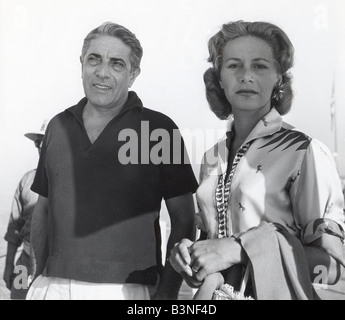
[169,21,345,300]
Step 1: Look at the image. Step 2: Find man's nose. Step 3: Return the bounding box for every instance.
[96,62,111,78]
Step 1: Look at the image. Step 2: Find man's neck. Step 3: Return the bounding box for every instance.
[82,98,128,144]
[84,99,127,120]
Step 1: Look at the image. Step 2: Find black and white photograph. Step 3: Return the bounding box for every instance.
[0,0,344,304]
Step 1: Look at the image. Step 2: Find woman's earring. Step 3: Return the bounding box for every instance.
[272,81,284,102]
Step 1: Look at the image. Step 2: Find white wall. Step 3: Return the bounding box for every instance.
[1,0,344,244]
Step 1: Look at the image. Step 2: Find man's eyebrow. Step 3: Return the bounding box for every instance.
[86,54,127,65]
[87,53,101,58]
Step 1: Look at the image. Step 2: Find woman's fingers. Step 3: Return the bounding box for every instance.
[179,239,193,265]
[169,239,194,277]
[169,252,184,273]
[193,265,208,282]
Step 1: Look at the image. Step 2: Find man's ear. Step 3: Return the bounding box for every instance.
[129,68,141,88]
[80,56,83,78]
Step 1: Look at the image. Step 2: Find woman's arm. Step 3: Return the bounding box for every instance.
[291,140,345,285]
[302,220,345,285]
[304,245,344,285]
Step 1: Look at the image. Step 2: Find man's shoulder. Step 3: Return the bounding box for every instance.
[47,107,74,125]
[51,98,86,120]
[141,106,174,121]
[46,99,85,129]
[141,107,179,130]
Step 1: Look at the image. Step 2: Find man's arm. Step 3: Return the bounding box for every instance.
[29,195,49,281]
[153,193,196,300]
[3,243,18,290]
[3,178,25,290]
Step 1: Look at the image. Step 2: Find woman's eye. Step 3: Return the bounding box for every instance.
[228,64,241,69]
[254,64,268,70]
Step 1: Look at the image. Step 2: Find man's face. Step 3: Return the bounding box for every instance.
[81,35,139,110]
[34,137,44,155]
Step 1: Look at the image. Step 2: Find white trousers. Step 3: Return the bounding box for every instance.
[26,275,152,300]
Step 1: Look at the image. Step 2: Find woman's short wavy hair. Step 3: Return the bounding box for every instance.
[204,21,294,119]
[81,22,143,72]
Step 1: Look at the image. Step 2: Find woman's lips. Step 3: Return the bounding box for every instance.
[236,89,258,96]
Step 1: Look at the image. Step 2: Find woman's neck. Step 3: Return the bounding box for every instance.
[232,107,270,145]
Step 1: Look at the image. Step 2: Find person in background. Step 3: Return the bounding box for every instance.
[3,120,48,300]
[27,22,198,300]
[170,20,345,300]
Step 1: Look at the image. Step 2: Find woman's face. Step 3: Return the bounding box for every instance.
[220,36,281,115]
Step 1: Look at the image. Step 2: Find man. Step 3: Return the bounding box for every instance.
[3,121,47,299]
[27,22,198,300]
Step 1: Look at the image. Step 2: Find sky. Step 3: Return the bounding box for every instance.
[0,0,344,237]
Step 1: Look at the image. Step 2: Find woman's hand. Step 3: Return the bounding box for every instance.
[169,238,194,277]
[169,238,203,288]
[188,238,241,282]
[170,237,246,284]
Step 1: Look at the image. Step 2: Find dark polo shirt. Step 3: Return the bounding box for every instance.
[32,91,198,284]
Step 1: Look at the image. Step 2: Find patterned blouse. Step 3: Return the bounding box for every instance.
[196,108,345,250]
